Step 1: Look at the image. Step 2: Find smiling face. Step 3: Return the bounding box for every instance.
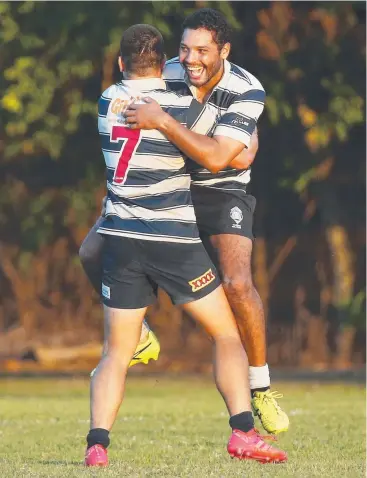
[179,28,230,89]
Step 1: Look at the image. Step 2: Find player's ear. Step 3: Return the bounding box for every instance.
[118,56,125,73]
[220,42,231,60]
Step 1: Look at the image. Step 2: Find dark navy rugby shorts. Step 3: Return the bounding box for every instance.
[100,234,221,309]
[190,185,256,240]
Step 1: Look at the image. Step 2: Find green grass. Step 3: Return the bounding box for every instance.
[0,378,365,477]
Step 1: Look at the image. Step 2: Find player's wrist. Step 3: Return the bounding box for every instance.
[158,112,174,134]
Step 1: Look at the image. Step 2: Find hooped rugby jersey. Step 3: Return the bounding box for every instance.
[97,78,216,243]
[163,58,266,192]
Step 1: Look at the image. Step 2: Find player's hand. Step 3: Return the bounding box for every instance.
[229,127,259,170]
[124,97,166,130]
[101,196,107,217]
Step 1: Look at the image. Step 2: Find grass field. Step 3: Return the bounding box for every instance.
[0,377,365,477]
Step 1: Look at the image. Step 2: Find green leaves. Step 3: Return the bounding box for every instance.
[0,3,19,43]
[255,2,365,194]
[0,1,364,256]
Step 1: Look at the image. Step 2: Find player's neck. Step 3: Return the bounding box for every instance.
[122,69,162,81]
[195,64,224,103]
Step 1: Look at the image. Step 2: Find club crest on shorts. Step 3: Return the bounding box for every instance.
[189,268,216,292]
[230,206,243,229]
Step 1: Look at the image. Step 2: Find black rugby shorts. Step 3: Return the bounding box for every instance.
[191,185,256,240]
[100,234,221,309]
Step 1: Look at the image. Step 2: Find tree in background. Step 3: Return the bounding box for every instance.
[230,1,365,366]
[0,1,365,367]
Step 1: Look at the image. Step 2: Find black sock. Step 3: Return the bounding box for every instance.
[87,428,110,449]
[251,386,270,398]
[229,411,254,433]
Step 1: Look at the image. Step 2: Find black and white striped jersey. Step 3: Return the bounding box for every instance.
[97,78,216,243]
[163,58,265,192]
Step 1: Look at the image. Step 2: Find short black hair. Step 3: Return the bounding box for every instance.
[182,8,231,49]
[120,24,165,75]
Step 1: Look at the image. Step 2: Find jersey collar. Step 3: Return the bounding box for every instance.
[121,77,167,91]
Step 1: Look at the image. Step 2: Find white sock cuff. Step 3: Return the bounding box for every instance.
[249,364,270,390]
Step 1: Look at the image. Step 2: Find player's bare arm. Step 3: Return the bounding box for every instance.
[97,131,256,222]
[228,127,258,169]
[125,98,254,174]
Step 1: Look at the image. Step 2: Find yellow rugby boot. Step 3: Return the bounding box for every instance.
[251,390,289,434]
[129,330,160,367]
[90,330,160,377]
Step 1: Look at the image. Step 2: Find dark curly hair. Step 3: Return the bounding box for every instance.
[182,8,231,50]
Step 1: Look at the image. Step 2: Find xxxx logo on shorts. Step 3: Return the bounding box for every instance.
[189,269,216,292]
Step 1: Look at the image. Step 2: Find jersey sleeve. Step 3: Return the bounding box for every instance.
[162,57,185,80]
[160,93,193,127]
[213,88,265,147]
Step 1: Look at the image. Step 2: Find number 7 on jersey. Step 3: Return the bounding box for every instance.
[110,126,142,184]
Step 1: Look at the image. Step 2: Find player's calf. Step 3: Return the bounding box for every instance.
[182,287,288,462]
[85,305,146,466]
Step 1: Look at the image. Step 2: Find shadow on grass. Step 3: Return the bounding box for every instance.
[37,460,83,466]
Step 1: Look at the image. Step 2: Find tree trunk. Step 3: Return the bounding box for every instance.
[316,183,355,367]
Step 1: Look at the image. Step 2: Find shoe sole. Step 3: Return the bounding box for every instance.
[229,453,287,464]
[132,349,160,366]
[141,350,160,365]
[270,427,289,435]
[252,405,289,435]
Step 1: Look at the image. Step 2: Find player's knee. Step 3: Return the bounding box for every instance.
[103,347,130,370]
[222,275,254,301]
[212,334,244,351]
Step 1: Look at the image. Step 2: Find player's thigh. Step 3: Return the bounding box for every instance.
[104,305,147,357]
[182,285,239,339]
[101,235,156,309]
[192,186,255,278]
[79,216,105,262]
[143,241,239,339]
[206,234,253,282]
[143,241,221,306]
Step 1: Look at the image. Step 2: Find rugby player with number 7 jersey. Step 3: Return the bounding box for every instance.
[81,8,289,437]
[84,24,287,467]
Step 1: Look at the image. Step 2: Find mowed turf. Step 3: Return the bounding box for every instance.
[0,377,365,477]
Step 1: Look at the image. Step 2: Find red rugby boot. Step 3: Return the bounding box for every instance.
[84,444,108,467]
[227,428,287,464]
